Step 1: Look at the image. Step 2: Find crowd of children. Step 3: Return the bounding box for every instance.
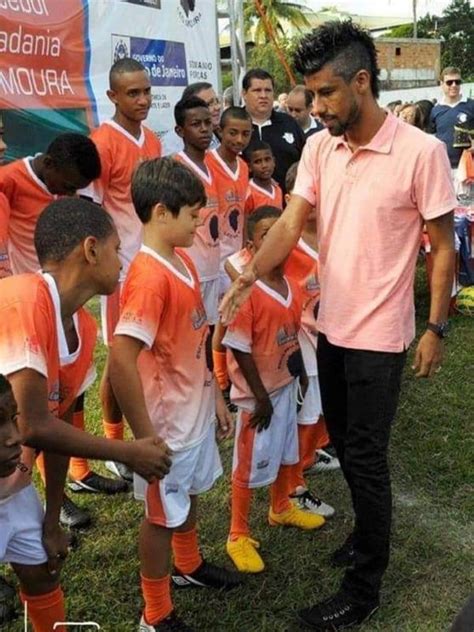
[0,57,340,632]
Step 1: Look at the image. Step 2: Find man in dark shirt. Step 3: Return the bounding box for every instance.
[242,68,305,192]
[430,66,474,170]
[286,84,324,139]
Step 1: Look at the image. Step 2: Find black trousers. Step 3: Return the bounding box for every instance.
[317,333,407,604]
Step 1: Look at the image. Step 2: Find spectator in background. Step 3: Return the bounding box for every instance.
[223,86,234,110]
[242,68,304,193]
[287,85,324,138]
[277,92,289,112]
[399,103,424,130]
[416,99,435,132]
[430,67,474,172]
[182,81,222,148]
[386,99,402,113]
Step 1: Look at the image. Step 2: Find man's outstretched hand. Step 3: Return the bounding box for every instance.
[219,268,257,325]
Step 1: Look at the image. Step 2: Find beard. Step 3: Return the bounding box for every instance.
[324,98,361,137]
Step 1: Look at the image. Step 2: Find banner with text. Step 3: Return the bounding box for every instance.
[0,0,219,158]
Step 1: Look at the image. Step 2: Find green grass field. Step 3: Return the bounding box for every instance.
[4,264,474,631]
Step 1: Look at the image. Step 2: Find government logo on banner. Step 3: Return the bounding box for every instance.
[111,34,188,87]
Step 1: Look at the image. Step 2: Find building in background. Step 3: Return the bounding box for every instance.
[376,38,441,90]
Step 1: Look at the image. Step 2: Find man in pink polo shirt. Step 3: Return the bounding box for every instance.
[220,21,456,630]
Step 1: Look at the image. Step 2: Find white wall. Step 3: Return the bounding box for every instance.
[380,83,474,105]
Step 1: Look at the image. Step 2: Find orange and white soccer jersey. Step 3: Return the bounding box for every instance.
[84,120,162,277]
[226,247,252,280]
[223,276,303,410]
[285,238,320,376]
[58,308,97,417]
[0,192,11,278]
[0,273,61,501]
[115,246,215,451]
[207,149,249,265]
[244,178,283,215]
[0,158,55,274]
[174,151,220,282]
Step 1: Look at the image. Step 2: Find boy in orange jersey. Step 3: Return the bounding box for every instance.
[82,58,162,483]
[173,96,221,327]
[109,158,242,632]
[0,133,101,277]
[244,142,283,215]
[0,132,118,526]
[223,206,325,575]
[207,106,252,295]
[283,163,338,520]
[206,106,252,404]
[0,198,171,632]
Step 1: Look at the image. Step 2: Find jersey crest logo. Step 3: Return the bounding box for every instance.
[283,132,295,144]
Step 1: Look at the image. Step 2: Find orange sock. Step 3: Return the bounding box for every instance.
[103,419,124,441]
[291,422,321,491]
[270,465,294,514]
[172,528,202,574]
[314,416,330,458]
[69,409,91,481]
[20,586,65,632]
[141,574,173,626]
[36,452,46,485]
[212,349,229,390]
[229,482,252,539]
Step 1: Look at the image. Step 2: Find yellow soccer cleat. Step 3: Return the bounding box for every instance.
[226,536,265,573]
[268,505,326,530]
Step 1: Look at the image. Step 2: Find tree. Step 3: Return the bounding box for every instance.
[439,0,474,78]
[243,0,313,45]
[385,14,437,39]
[247,36,303,94]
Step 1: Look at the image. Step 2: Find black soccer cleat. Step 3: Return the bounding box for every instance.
[60,495,92,530]
[105,460,134,482]
[68,471,129,494]
[139,611,195,631]
[172,560,244,590]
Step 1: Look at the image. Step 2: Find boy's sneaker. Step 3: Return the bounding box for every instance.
[268,505,325,530]
[68,471,129,494]
[290,486,335,518]
[226,536,265,573]
[330,533,355,567]
[139,612,194,631]
[297,591,379,630]
[323,443,338,458]
[105,460,134,482]
[305,449,340,475]
[60,495,92,529]
[171,560,244,590]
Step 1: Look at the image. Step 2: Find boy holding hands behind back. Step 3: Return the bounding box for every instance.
[110,158,242,632]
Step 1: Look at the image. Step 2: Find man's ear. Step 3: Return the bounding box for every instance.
[353,69,371,95]
[175,124,184,139]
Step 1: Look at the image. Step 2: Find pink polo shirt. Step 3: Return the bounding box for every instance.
[293,113,456,352]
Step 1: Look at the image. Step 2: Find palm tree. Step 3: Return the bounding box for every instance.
[413,0,418,38]
[244,0,313,45]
